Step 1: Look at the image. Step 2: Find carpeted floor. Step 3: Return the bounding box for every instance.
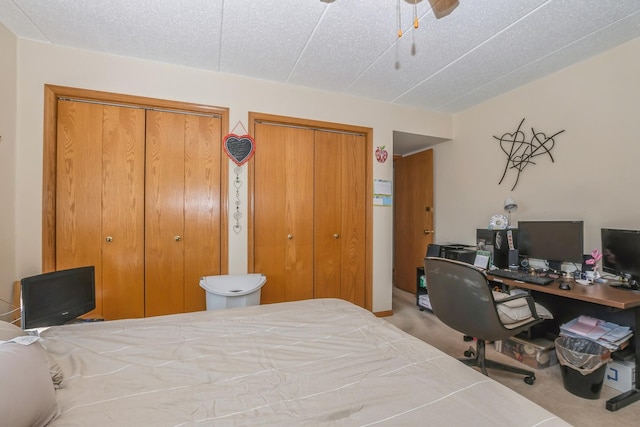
[384,287,639,427]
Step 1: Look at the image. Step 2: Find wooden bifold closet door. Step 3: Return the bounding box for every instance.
[313,131,366,306]
[145,110,222,316]
[56,100,145,320]
[253,121,366,307]
[54,96,222,319]
[253,125,315,303]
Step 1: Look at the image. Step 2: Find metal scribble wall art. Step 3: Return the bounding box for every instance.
[494,118,565,190]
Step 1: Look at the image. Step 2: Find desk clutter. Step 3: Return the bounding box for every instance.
[421,221,640,411]
[553,316,635,398]
[559,315,633,352]
[431,225,640,290]
[420,242,640,409]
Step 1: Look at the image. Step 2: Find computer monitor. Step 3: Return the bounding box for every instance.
[20,266,96,330]
[601,228,640,283]
[517,221,584,270]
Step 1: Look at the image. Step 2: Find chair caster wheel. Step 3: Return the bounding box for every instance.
[463,335,474,342]
[524,376,535,385]
[464,350,474,358]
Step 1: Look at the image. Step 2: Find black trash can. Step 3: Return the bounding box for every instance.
[555,336,610,399]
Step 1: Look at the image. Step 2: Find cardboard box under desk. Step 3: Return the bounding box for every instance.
[494,335,558,369]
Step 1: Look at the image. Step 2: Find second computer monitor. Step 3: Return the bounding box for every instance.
[601,228,640,283]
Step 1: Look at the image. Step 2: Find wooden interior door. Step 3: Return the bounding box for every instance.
[56,100,104,317]
[314,131,366,306]
[183,114,222,312]
[145,110,186,316]
[101,105,145,319]
[254,123,314,303]
[393,149,434,294]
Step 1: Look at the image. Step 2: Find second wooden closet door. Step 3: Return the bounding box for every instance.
[253,123,366,307]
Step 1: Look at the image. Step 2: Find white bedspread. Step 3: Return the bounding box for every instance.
[41,298,570,426]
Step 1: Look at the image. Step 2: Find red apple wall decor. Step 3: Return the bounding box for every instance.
[375,145,388,163]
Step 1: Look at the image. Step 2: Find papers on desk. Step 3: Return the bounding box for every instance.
[560,315,633,351]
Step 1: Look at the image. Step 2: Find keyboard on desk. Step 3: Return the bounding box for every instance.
[489,269,554,286]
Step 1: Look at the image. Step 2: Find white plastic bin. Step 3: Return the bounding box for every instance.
[199,274,267,310]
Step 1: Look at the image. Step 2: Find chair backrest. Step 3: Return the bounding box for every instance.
[423,257,514,341]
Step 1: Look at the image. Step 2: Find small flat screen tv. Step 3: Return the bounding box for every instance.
[601,228,640,282]
[517,221,584,270]
[20,266,96,330]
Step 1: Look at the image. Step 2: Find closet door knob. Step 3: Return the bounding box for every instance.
[105,236,113,242]
[333,233,340,238]
[174,235,182,241]
[287,234,293,240]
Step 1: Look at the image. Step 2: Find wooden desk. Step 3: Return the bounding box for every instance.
[486,275,640,310]
[487,273,640,412]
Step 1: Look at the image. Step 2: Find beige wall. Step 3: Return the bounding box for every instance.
[434,37,640,271]
[7,29,638,314]
[0,24,17,308]
[8,37,452,313]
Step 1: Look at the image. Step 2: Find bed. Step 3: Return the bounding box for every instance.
[2,298,570,426]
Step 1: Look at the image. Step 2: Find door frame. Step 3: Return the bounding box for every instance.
[42,85,230,273]
[246,112,374,311]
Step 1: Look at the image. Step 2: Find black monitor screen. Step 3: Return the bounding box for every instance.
[601,228,640,281]
[20,266,96,329]
[517,221,584,266]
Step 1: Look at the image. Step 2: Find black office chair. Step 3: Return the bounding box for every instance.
[423,257,545,385]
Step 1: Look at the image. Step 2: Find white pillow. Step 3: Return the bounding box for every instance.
[0,342,60,427]
[0,319,25,341]
[492,291,553,324]
[0,320,64,388]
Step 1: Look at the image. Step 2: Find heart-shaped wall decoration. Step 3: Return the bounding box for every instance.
[223,133,256,166]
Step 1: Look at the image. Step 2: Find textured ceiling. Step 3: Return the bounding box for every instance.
[2,0,640,153]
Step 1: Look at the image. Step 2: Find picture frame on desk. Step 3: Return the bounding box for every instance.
[474,250,491,270]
